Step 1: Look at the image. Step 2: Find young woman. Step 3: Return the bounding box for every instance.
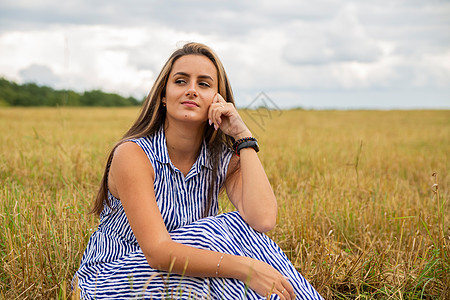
[73,42,322,300]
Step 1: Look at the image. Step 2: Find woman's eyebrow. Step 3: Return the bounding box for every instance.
[173,72,214,81]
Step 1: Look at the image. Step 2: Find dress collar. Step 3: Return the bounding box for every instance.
[153,125,213,171]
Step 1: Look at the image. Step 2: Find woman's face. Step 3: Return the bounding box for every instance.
[163,54,218,126]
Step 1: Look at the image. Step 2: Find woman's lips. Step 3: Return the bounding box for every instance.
[181,101,199,107]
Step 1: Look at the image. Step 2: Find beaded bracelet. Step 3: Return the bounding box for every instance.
[215,253,225,276]
[232,137,259,156]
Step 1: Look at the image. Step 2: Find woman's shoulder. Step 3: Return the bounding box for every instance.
[114,141,150,162]
[127,135,153,148]
[126,128,169,166]
[125,135,158,159]
[112,137,158,176]
[110,141,155,179]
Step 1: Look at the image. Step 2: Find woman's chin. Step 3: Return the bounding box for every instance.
[167,113,208,126]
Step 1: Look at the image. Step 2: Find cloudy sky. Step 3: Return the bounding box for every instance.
[0,0,449,109]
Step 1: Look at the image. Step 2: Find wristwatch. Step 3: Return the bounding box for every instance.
[234,137,259,156]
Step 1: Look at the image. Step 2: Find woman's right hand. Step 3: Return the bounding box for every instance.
[240,256,296,299]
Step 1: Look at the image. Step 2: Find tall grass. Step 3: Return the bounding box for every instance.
[1,108,448,299]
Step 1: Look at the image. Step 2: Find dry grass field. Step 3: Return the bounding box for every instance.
[0,107,448,299]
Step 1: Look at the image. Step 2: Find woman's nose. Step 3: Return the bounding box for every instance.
[185,85,198,97]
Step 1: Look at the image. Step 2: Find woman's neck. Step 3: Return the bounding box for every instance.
[164,120,205,173]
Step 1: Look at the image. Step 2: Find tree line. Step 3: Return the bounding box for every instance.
[0,78,141,107]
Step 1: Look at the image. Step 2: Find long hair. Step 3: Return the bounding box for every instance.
[91,42,236,216]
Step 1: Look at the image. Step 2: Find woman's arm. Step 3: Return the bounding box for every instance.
[208,94,278,233]
[108,142,294,299]
[225,149,278,233]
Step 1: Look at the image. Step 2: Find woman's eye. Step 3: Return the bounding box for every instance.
[175,79,186,84]
[199,82,210,88]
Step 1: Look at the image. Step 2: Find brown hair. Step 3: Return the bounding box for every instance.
[91,42,236,216]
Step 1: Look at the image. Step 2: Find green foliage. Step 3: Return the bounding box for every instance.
[0,78,140,107]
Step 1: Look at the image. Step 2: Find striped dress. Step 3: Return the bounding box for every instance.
[73,126,322,300]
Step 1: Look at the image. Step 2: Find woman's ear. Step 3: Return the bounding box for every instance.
[161,97,166,106]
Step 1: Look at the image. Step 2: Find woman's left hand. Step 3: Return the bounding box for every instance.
[208,93,251,140]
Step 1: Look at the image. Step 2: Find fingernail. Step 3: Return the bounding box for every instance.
[208,119,212,125]
[214,124,218,130]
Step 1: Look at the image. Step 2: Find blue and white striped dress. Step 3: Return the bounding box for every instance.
[74,126,322,299]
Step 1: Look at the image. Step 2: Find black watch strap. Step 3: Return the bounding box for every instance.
[236,140,259,155]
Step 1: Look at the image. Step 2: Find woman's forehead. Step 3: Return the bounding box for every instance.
[170,55,217,79]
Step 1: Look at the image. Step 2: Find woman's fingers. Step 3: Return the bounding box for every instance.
[209,103,223,130]
[208,93,230,130]
[208,94,222,129]
[276,288,293,300]
[207,94,217,123]
[215,93,226,103]
[279,276,295,299]
[261,278,294,300]
[208,93,250,138]
[243,258,296,300]
[272,277,295,300]
[282,280,295,299]
[214,103,229,125]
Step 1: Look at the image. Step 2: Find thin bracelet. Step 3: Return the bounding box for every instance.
[215,253,225,276]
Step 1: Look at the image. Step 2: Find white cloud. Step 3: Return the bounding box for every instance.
[19,64,60,86]
[282,4,383,65]
[0,0,448,108]
[0,25,210,97]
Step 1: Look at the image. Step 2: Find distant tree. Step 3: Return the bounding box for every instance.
[80,90,139,106]
[0,78,141,107]
[0,78,17,105]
